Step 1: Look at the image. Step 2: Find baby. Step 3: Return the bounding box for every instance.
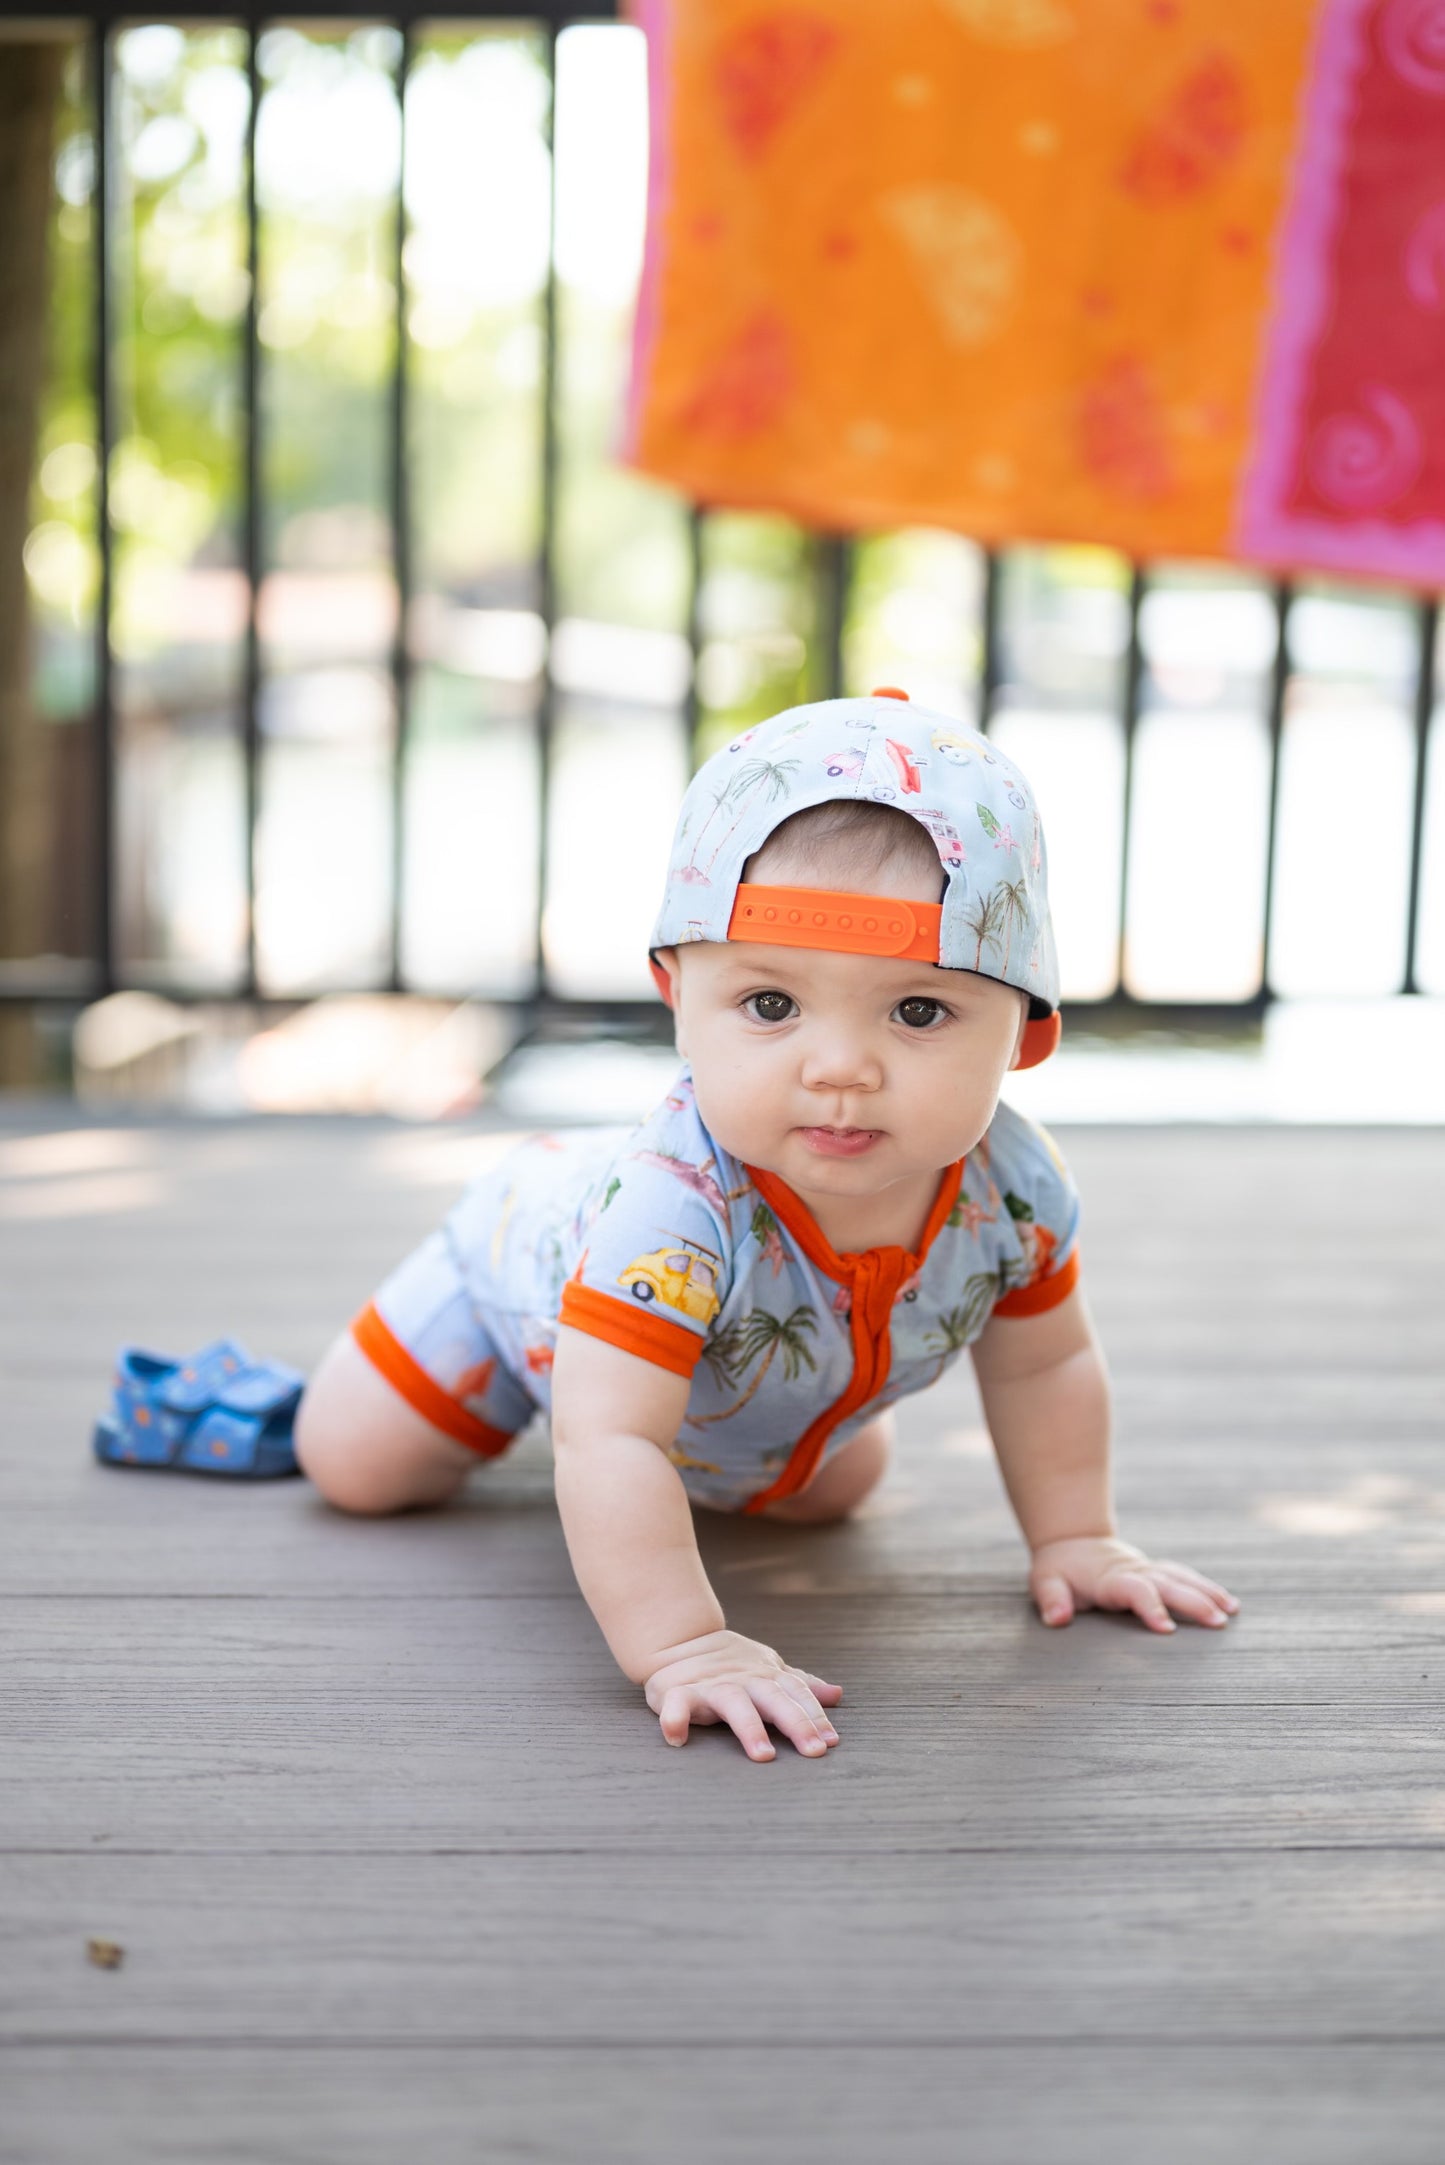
[296,689,1238,1762]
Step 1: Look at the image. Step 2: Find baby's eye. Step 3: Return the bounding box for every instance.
[894,997,948,1030]
[745,990,797,1024]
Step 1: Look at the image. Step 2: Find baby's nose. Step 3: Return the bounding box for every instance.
[800,1035,882,1091]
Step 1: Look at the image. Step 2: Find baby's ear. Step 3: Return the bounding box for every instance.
[652,948,688,1056]
[1007,995,1030,1071]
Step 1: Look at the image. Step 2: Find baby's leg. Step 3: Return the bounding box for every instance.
[762,1410,894,1525]
[295,1221,528,1517]
[295,1332,480,1515]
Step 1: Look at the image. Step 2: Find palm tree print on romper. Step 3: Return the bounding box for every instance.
[689,1306,819,1426]
[679,756,802,883]
[922,1261,1026,1383]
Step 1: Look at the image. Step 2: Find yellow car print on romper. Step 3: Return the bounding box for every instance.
[617,1239,723,1326]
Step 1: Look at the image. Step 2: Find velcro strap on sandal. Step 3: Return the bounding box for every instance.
[154,1340,297,1416]
[176,1405,268,1472]
[214,1363,304,1416]
[157,1339,256,1412]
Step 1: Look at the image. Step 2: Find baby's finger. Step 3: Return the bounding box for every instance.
[656,1685,696,1747]
[751,1680,835,1757]
[1107,1571,1176,1633]
[1155,1561,1240,1613]
[708,1682,777,1763]
[796,1671,844,1704]
[1155,1576,1233,1629]
[773,1672,841,1744]
[1032,1572,1075,1627]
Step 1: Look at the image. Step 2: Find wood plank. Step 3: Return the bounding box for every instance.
[5,1591,1442,1707]
[4,1852,1445,2046]
[4,2044,1445,2165]
[5,1696,1444,1854]
[2,1426,1442,1595]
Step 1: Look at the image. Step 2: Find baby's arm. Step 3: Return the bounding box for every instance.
[969,1287,1239,1632]
[550,1325,841,1760]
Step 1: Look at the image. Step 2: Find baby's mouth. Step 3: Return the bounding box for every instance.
[798,1125,882,1158]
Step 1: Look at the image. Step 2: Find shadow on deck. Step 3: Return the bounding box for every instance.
[3,1106,1444,2163]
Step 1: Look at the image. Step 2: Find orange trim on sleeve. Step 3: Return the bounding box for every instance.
[992,1247,1081,1319]
[559,1281,704,1379]
[350,1301,517,1459]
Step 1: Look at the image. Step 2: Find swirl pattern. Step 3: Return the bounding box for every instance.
[1379,0,1445,94]
[1404,198,1445,309]
[1306,385,1423,512]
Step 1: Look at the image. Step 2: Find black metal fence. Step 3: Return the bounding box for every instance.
[5,5,1442,1042]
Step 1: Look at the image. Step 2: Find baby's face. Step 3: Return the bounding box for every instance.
[656,859,1027,1226]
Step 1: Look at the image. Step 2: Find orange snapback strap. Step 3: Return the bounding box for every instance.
[727,884,943,962]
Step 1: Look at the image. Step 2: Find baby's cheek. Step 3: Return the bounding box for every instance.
[691,1049,779,1159]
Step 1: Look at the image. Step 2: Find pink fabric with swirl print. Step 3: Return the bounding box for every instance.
[1238,0,1445,580]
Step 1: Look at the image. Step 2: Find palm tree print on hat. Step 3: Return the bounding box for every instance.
[691,1305,818,1424]
[677,779,735,883]
[996,874,1030,975]
[962,883,1006,968]
[683,756,802,878]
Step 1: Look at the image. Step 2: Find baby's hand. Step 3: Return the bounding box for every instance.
[1030,1535,1240,1634]
[643,1629,842,1762]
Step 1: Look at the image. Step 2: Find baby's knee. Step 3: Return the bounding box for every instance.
[763,1413,893,1525]
[293,1384,404,1515]
[293,1335,474,1516]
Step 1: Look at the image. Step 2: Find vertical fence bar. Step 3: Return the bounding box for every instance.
[684,505,704,770]
[387,21,412,993]
[532,18,560,1007]
[1113,562,1147,998]
[813,533,848,700]
[91,18,116,995]
[241,19,261,999]
[1402,596,1439,997]
[1258,577,1293,999]
[978,547,1000,731]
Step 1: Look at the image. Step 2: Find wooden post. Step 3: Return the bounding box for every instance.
[0,36,67,1084]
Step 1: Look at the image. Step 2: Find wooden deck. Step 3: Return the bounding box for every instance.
[2,1106,1443,2163]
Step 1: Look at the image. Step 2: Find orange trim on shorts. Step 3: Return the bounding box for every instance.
[559,1282,703,1378]
[992,1247,1081,1318]
[350,1301,516,1459]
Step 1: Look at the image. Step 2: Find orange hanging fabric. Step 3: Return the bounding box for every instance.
[625,0,1445,588]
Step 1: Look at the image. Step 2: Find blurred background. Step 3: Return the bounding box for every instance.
[1,6,1442,1123]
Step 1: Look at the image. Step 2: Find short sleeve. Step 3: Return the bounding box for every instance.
[557,1144,732,1378]
[989,1114,1082,1320]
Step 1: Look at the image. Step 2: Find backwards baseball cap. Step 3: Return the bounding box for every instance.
[650,689,1062,1069]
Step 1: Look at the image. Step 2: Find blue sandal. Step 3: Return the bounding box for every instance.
[93,1338,305,1479]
